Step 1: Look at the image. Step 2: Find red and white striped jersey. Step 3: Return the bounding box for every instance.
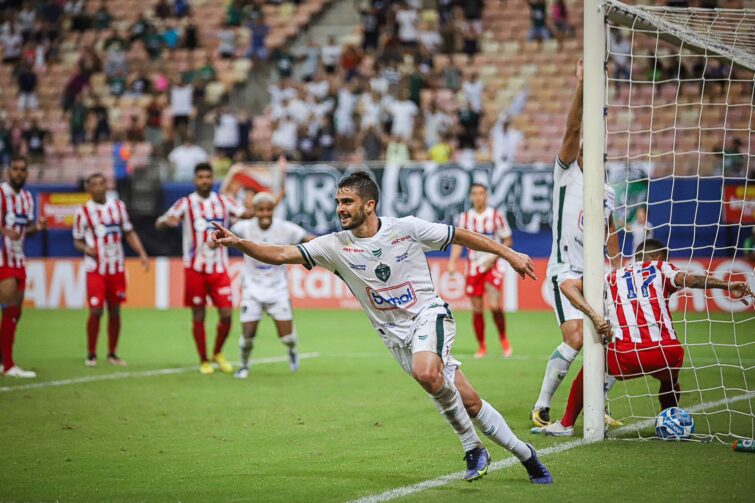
[73,198,134,275]
[454,207,512,276]
[0,182,35,268]
[605,260,682,343]
[163,191,245,274]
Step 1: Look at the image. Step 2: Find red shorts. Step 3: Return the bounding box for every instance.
[87,271,127,308]
[184,268,233,308]
[607,340,684,382]
[0,266,26,291]
[465,268,503,297]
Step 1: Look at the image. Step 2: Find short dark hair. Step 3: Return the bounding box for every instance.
[10,155,27,166]
[194,162,212,175]
[470,183,488,192]
[635,238,668,261]
[337,171,380,206]
[86,172,106,185]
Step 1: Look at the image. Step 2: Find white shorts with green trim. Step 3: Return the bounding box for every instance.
[387,302,461,383]
[551,270,584,325]
[240,287,293,323]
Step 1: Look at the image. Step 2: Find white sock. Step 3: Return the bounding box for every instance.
[605,375,617,395]
[473,400,531,461]
[534,342,579,409]
[279,332,297,352]
[239,335,254,368]
[430,379,483,452]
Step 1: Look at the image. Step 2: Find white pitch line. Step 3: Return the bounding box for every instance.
[0,352,320,393]
[349,391,755,503]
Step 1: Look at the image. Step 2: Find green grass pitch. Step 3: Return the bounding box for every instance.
[2,308,753,502]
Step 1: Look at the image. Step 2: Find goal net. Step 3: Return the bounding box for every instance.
[597,0,755,442]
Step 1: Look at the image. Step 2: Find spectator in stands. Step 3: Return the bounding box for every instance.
[462,23,479,57]
[16,61,38,113]
[360,6,380,52]
[462,71,484,114]
[169,135,208,181]
[226,0,245,27]
[418,19,442,54]
[395,2,418,49]
[490,114,522,166]
[389,89,419,142]
[246,14,269,61]
[127,70,152,97]
[271,111,298,159]
[1,23,22,64]
[528,0,551,43]
[129,13,151,43]
[155,0,172,19]
[551,0,575,40]
[340,43,362,81]
[317,115,336,161]
[103,30,128,79]
[272,46,295,81]
[385,135,410,165]
[722,137,745,177]
[428,131,453,164]
[217,23,237,59]
[182,15,199,49]
[69,92,88,146]
[441,61,461,91]
[299,39,320,80]
[0,120,12,168]
[170,76,194,141]
[174,0,191,18]
[145,93,165,146]
[18,4,36,41]
[423,101,453,150]
[62,69,90,111]
[109,69,128,97]
[335,81,358,151]
[236,111,252,160]
[88,95,111,144]
[457,98,480,158]
[321,35,341,74]
[126,115,145,143]
[22,118,50,167]
[704,58,728,94]
[162,19,181,53]
[112,133,132,202]
[358,125,384,162]
[143,23,164,60]
[211,106,240,158]
[610,30,631,83]
[462,0,484,36]
[94,0,112,31]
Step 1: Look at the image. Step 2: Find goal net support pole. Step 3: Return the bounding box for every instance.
[582,0,608,443]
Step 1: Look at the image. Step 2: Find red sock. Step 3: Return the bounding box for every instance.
[1,306,20,369]
[87,312,101,357]
[107,314,121,355]
[213,319,231,355]
[491,310,508,343]
[192,321,207,362]
[561,368,584,428]
[472,312,485,349]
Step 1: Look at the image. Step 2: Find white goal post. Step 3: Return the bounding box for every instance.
[583,0,755,442]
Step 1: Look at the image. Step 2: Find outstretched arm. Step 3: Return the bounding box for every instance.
[447,244,463,274]
[558,59,583,165]
[559,278,612,339]
[452,227,536,280]
[674,272,753,302]
[211,222,305,266]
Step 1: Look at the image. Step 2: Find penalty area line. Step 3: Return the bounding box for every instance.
[348,391,755,503]
[0,352,320,393]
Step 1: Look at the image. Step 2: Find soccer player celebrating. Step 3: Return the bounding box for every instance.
[230,192,314,378]
[73,173,149,367]
[211,172,553,484]
[531,60,621,427]
[534,239,753,436]
[0,156,45,378]
[448,183,513,358]
[156,163,253,374]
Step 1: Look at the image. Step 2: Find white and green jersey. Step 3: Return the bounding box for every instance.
[547,157,615,278]
[296,216,454,348]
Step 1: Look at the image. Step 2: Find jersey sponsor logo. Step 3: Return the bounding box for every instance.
[371,248,382,258]
[194,217,224,233]
[390,235,412,245]
[341,247,365,253]
[367,281,417,310]
[375,263,391,282]
[395,251,409,263]
[348,262,366,271]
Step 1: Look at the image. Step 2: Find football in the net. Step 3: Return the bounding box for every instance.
[655,407,695,440]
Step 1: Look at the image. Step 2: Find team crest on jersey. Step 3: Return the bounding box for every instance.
[372,248,382,258]
[194,219,208,232]
[95,223,108,237]
[375,262,391,282]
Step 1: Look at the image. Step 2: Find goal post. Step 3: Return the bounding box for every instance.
[584,0,755,443]
[582,0,608,443]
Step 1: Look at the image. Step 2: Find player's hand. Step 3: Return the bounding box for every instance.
[139,254,150,272]
[84,246,98,258]
[576,58,583,83]
[2,228,21,240]
[592,317,612,340]
[161,215,181,228]
[211,222,240,249]
[729,281,754,304]
[507,251,536,280]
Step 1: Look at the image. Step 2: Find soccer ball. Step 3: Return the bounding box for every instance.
[655,407,695,440]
